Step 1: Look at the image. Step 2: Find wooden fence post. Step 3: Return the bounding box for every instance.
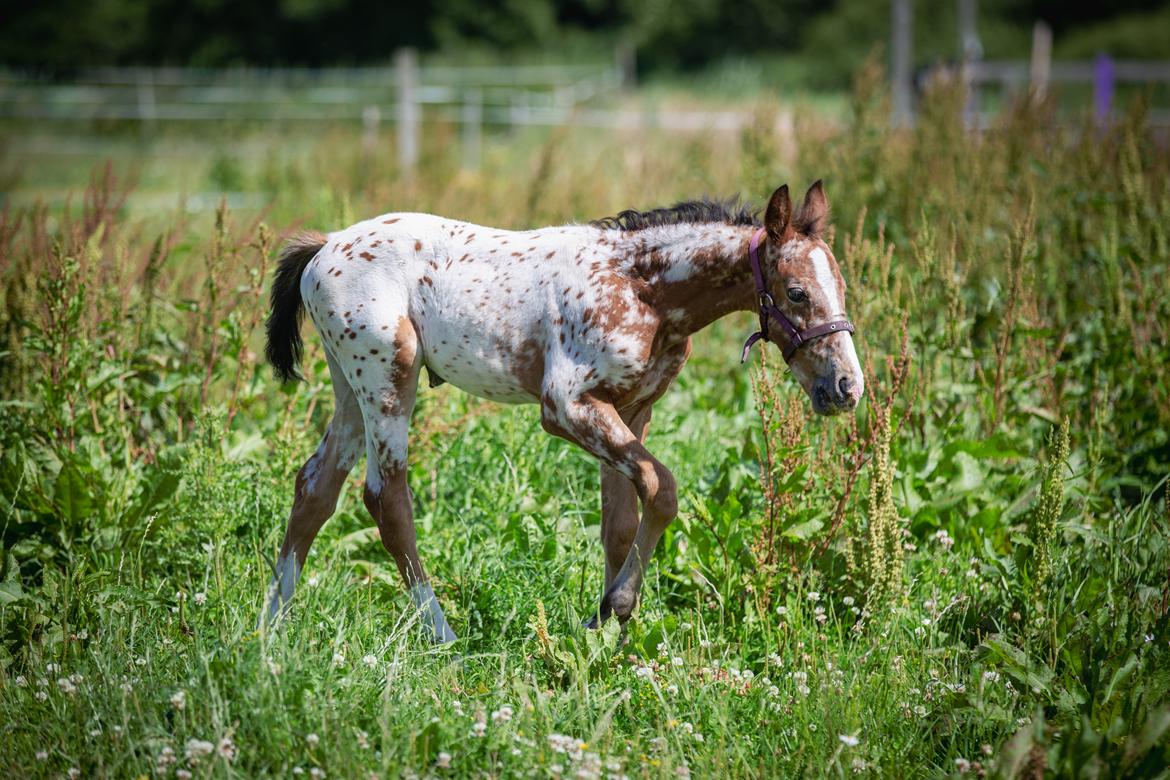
[958,0,982,127]
[137,69,157,124]
[395,49,419,174]
[461,89,482,171]
[891,0,914,128]
[1030,21,1052,102]
[616,42,637,90]
[362,106,380,156]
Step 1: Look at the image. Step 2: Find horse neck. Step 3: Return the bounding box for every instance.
[611,222,758,336]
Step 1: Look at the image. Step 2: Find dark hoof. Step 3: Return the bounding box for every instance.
[582,605,613,630]
[584,588,636,629]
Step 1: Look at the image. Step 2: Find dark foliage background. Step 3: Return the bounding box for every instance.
[2,0,1169,86]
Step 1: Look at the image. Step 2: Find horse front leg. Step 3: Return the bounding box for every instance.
[599,405,652,592]
[542,394,676,626]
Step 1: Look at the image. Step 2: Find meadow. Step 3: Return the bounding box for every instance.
[2,71,1169,778]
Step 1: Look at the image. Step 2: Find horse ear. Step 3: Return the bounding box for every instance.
[764,184,792,243]
[795,179,830,238]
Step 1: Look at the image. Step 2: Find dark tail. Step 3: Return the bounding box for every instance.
[266,231,327,382]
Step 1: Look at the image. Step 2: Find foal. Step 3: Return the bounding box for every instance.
[263,181,862,641]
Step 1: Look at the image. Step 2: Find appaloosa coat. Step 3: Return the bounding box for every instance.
[263,181,862,641]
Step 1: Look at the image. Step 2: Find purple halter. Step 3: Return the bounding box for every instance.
[740,227,856,364]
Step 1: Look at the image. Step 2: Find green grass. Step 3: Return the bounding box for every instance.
[1,74,1169,778]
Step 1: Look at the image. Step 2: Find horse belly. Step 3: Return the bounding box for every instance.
[416,317,541,404]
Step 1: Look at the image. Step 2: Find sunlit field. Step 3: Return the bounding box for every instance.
[2,72,1169,778]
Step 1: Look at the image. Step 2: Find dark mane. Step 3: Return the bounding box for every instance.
[591,197,760,231]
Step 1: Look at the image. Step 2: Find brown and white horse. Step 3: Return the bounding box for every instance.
[263,181,862,641]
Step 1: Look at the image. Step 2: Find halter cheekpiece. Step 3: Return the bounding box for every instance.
[740,227,855,364]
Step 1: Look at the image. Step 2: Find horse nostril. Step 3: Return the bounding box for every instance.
[837,375,852,398]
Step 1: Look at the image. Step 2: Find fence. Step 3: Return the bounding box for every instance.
[958,21,1170,128]
[0,50,628,171]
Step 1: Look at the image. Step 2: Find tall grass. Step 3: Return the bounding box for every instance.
[1,74,1169,778]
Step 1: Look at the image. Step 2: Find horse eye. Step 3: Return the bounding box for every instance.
[787,288,807,303]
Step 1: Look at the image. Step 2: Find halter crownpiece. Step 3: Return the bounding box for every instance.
[740,227,856,364]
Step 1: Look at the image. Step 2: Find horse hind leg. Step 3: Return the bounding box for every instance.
[350,314,457,644]
[263,355,364,626]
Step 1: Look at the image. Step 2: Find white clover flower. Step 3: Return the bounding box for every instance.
[955,758,971,772]
[436,751,451,768]
[135,657,147,667]
[982,670,1000,683]
[491,705,513,724]
[768,685,780,696]
[842,596,855,606]
[776,606,788,616]
[306,733,320,748]
[35,751,48,761]
[693,733,704,743]
[470,721,487,738]
[797,684,811,697]
[171,690,186,710]
[332,652,345,667]
[193,592,207,606]
[46,662,60,674]
[218,735,236,761]
[185,738,215,763]
[307,576,319,588]
[176,771,193,780]
[362,654,378,669]
[548,734,579,754]
[807,592,820,602]
[839,734,860,747]
[851,757,867,773]
[357,730,370,749]
[15,675,27,687]
[68,768,80,779]
[57,677,78,695]
[767,653,783,666]
[451,700,463,714]
[675,766,690,779]
[155,746,177,772]
[310,768,326,779]
[671,656,684,667]
[666,684,679,696]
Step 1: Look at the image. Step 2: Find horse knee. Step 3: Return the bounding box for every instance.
[639,464,677,523]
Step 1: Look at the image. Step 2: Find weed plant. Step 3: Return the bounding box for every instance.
[1,73,1169,777]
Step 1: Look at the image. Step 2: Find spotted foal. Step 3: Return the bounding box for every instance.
[262,181,863,641]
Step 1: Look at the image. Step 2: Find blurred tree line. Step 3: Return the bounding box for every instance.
[1,0,1167,86]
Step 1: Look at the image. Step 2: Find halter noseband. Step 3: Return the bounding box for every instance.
[740,227,856,364]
